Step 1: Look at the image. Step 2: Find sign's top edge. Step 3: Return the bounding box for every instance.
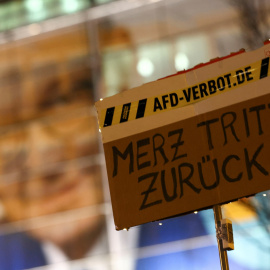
[157,40,270,82]
[96,42,270,109]
[157,48,246,82]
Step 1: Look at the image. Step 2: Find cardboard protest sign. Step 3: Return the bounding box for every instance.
[96,42,270,230]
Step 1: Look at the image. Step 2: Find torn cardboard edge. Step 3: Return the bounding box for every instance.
[105,93,270,229]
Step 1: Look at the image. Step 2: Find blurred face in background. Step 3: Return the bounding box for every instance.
[0,82,106,258]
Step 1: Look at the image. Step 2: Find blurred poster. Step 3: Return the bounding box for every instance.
[0,26,110,270]
[0,7,269,270]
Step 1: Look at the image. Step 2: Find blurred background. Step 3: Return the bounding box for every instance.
[0,0,269,269]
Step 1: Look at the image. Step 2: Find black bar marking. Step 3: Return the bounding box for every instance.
[103,107,115,127]
[120,103,131,123]
[260,57,269,79]
[136,99,147,119]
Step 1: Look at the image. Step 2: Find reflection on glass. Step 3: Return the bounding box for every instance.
[25,0,44,13]
[103,49,135,97]
[136,41,174,83]
[175,34,211,69]
[175,52,190,71]
[0,1,269,269]
[25,0,46,21]
[136,58,155,77]
[61,0,80,13]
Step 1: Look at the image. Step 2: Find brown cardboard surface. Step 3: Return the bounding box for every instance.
[96,43,270,230]
[104,93,270,230]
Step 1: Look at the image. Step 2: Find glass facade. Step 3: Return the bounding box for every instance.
[0,0,269,269]
[0,0,118,32]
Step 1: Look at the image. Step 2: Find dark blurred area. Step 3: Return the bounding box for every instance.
[0,0,268,270]
[230,0,270,49]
